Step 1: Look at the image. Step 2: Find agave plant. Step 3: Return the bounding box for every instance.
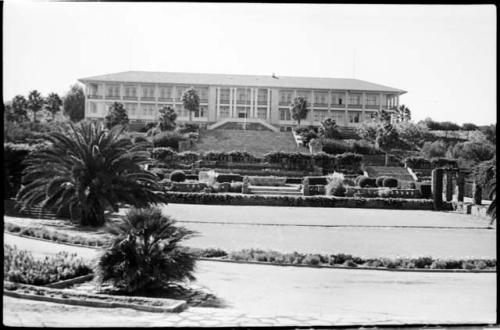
[17,120,166,226]
[95,207,197,293]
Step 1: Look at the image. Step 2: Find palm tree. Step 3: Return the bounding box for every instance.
[27,90,45,123]
[45,93,63,121]
[290,96,309,127]
[17,120,167,227]
[96,207,197,293]
[181,87,200,123]
[11,95,29,122]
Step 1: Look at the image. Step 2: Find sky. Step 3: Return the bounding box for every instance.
[3,2,496,125]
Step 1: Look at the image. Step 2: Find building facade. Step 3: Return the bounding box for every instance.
[79,71,406,130]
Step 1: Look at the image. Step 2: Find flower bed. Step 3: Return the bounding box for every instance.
[4,244,92,285]
[199,248,496,271]
[3,281,187,313]
[164,192,441,210]
[167,182,208,192]
[248,176,287,186]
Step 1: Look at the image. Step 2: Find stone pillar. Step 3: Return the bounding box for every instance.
[242,176,250,194]
[431,168,443,210]
[457,172,465,202]
[445,171,453,202]
[473,181,482,205]
[303,177,310,196]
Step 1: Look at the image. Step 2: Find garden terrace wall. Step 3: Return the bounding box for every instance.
[164,192,440,210]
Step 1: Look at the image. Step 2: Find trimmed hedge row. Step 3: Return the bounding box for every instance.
[164,192,442,210]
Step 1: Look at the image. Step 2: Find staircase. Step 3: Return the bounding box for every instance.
[249,184,302,196]
[364,166,415,183]
[192,129,308,156]
[208,119,279,132]
[19,206,58,220]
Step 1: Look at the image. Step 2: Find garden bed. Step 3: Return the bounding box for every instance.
[3,281,187,313]
[164,192,444,210]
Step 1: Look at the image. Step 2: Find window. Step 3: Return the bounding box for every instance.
[366,94,379,106]
[349,112,360,123]
[314,92,328,106]
[280,108,291,121]
[257,108,267,119]
[159,87,172,99]
[219,106,230,118]
[196,87,209,102]
[257,89,268,105]
[237,88,250,104]
[279,90,293,105]
[349,94,361,105]
[332,93,344,106]
[194,106,206,118]
[90,103,97,114]
[125,104,137,116]
[237,106,249,118]
[142,86,155,98]
[124,86,137,98]
[313,110,328,122]
[331,111,345,125]
[176,87,187,100]
[219,88,230,104]
[106,86,120,97]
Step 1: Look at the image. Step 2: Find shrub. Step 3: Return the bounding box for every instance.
[375,176,389,187]
[352,140,377,154]
[185,174,199,181]
[404,157,431,169]
[229,182,243,193]
[200,248,228,258]
[216,174,243,183]
[413,256,433,268]
[169,170,186,182]
[421,140,447,158]
[337,152,363,168]
[430,158,458,169]
[4,244,91,285]
[378,188,392,198]
[177,123,199,134]
[462,123,478,131]
[151,147,177,161]
[449,141,495,165]
[307,176,328,185]
[152,131,186,150]
[322,139,352,155]
[96,207,197,293]
[303,254,322,266]
[418,184,432,198]
[382,177,398,188]
[358,177,377,188]
[325,172,346,197]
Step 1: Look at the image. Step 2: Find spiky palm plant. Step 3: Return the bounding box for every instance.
[96,207,197,293]
[17,120,166,226]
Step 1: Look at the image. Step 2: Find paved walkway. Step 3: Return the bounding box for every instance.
[3,233,496,326]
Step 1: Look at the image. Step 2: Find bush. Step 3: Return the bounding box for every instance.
[307,176,328,185]
[152,131,186,150]
[421,140,447,158]
[325,172,346,197]
[229,182,243,193]
[382,177,398,188]
[404,157,431,169]
[414,256,433,268]
[375,176,389,187]
[96,207,197,293]
[449,141,495,165]
[151,147,177,161]
[216,174,243,183]
[169,170,186,182]
[322,139,352,155]
[4,244,91,285]
[358,176,377,188]
[337,152,363,168]
[418,184,432,198]
[177,123,199,134]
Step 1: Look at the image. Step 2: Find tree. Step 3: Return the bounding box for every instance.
[395,105,411,122]
[356,121,379,143]
[290,96,309,127]
[449,141,495,166]
[17,121,167,227]
[375,123,404,166]
[10,95,29,122]
[157,106,177,131]
[105,102,129,129]
[318,118,342,139]
[45,93,63,121]
[394,121,430,149]
[181,87,200,123]
[462,123,478,131]
[421,140,447,159]
[473,156,496,224]
[96,207,197,293]
[63,84,85,122]
[27,90,45,123]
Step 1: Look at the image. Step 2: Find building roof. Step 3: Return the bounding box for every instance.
[79,71,406,94]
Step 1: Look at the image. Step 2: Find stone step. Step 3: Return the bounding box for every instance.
[249,190,303,196]
[249,185,301,192]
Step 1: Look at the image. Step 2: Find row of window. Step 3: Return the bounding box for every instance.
[279,109,377,123]
[99,85,209,101]
[219,106,268,120]
[218,88,269,104]
[279,91,382,106]
[89,103,206,118]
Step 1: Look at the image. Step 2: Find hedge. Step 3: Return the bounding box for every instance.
[382,177,398,188]
[164,192,442,210]
[169,170,186,182]
[307,176,328,185]
[358,176,377,188]
[216,174,243,183]
[404,157,432,169]
[431,158,459,169]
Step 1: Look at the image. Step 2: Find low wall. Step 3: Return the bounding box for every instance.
[165,192,438,210]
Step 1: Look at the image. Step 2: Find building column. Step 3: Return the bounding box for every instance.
[327,90,332,118]
[396,96,400,107]
[216,87,220,119]
[361,92,366,122]
[267,89,271,122]
[379,93,383,111]
[137,84,141,120]
[344,91,349,126]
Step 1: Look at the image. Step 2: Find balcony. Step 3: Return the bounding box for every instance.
[257,100,268,106]
[365,104,380,109]
[141,96,156,102]
[158,97,174,102]
[348,104,362,109]
[200,99,209,104]
[123,96,138,101]
[313,102,328,108]
[87,94,103,99]
[105,95,120,100]
[331,103,346,109]
[236,100,251,105]
[279,101,291,106]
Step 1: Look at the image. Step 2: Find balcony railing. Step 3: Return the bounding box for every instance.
[236,100,251,105]
[365,104,380,109]
[87,94,103,99]
[158,97,174,102]
[313,102,328,108]
[141,96,156,102]
[279,101,291,106]
[123,96,138,100]
[331,103,346,108]
[348,104,362,109]
[200,99,209,104]
[257,100,268,105]
[105,95,120,100]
